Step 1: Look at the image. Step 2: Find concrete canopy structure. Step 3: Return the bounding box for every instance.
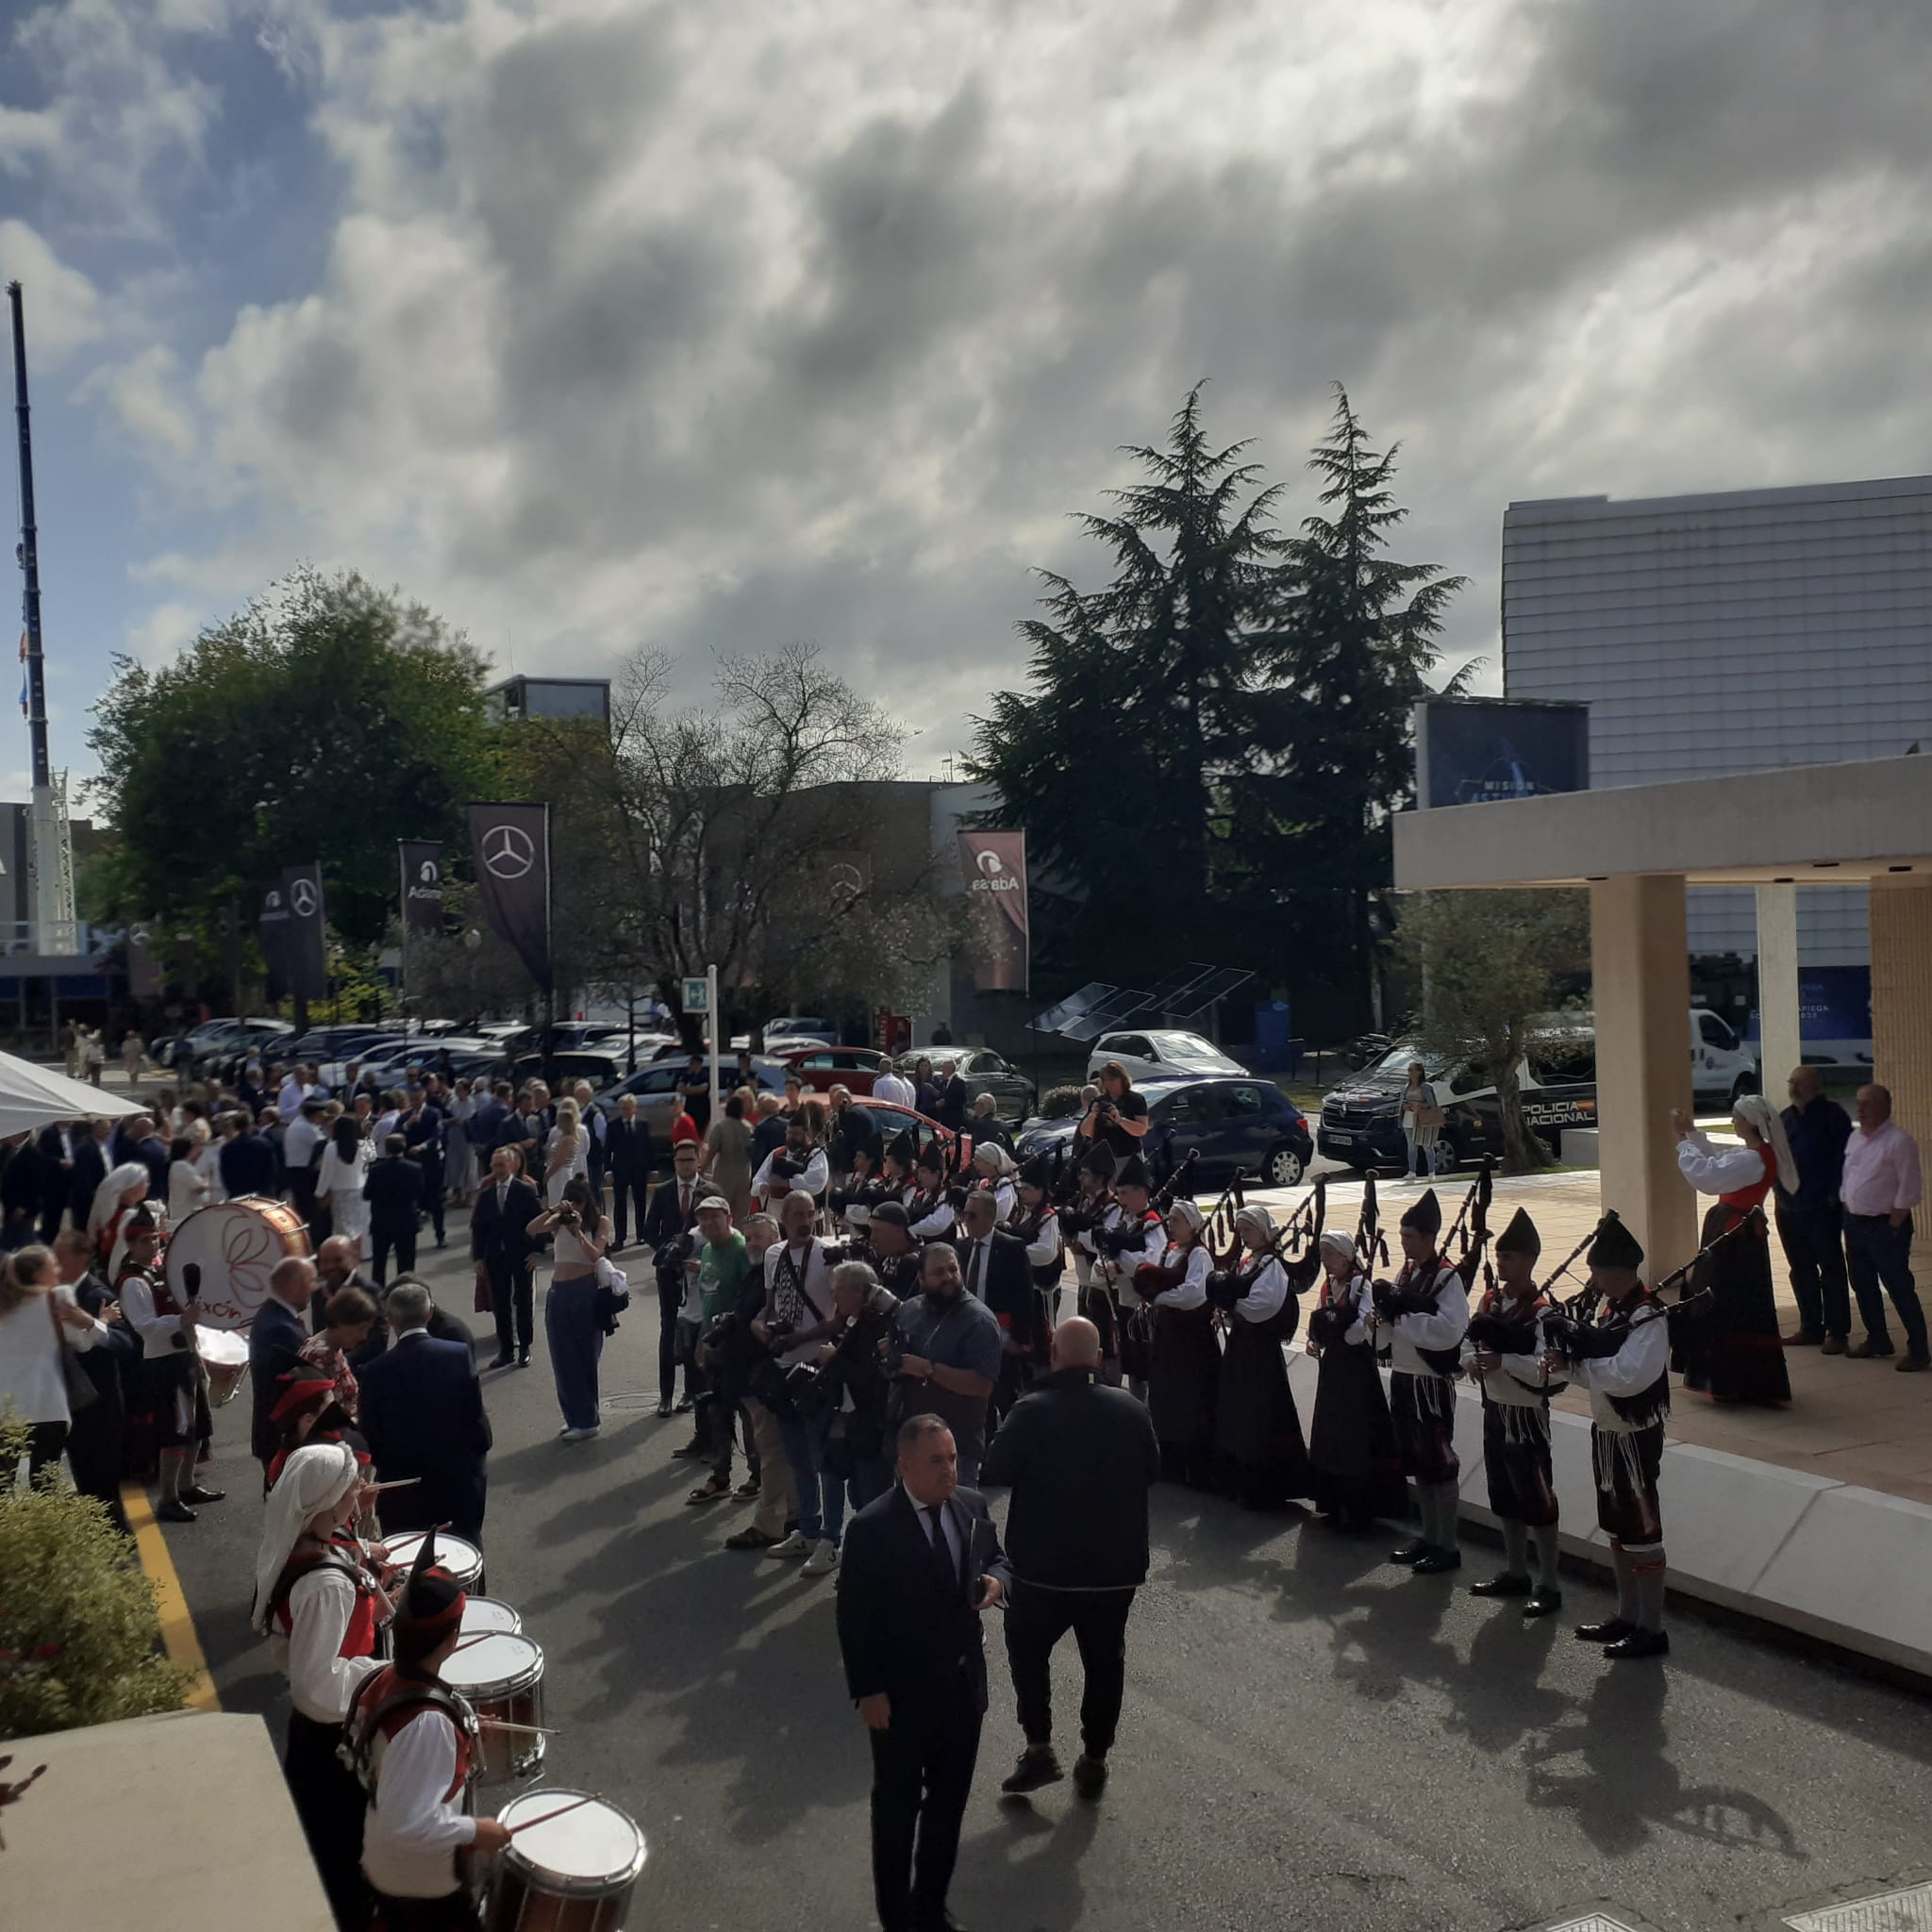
[1394,751,1932,1272]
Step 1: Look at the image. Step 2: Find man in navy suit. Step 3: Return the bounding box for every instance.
[837,1416,1011,1932]
[470,1145,542,1369]
[70,1118,112,1227]
[358,1281,491,1541]
[247,1255,315,1483]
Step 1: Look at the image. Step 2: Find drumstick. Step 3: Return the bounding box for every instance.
[476,1719,561,1737]
[504,1792,601,1838]
[448,1632,499,1655]
[365,1478,421,1491]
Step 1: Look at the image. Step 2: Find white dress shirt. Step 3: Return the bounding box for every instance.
[274,1568,381,1722]
[1841,1121,1923,1218]
[1232,1254,1289,1324]
[1675,1130,1770,1194]
[0,1286,105,1425]
[1151,1242,1210,1310]
[1021,1209,1059,1271]
[1386,1257,1470,1376]
[874,1072,913,1108]
[1565,1309,1671,1430]
[752,1145,829,1204]
[360,1709,479,1899]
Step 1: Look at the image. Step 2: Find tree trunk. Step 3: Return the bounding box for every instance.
[1496,1063,1554,1174]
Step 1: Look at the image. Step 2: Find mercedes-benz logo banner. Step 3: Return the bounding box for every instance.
[258,861,328,1000]
[399,839,445,935]
[467,802,552,991]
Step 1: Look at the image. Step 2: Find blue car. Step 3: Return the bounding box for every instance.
[1017,1076,1313,1191]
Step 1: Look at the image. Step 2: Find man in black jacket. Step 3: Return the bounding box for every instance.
[54,1228,136,1533]
[218,1113,278,1200]
[363,1133,425,1286]
[606,1094,653,1250]
[35,1122,75,1242]
[978,1315,1160,1801]
[1776,1063,1857,1350]
[640,1139,703,1414]
[470,1145,541,1369]
[837,1415,1009,1932]
[70,1118,112,1227]
[955,1191,1038,1425]
[398,1085,446,1249]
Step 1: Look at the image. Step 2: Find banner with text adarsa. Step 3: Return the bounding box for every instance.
[399,840,445,936]
[957,831,1028,992]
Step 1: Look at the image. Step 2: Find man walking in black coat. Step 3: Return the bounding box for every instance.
[1776,1063,1857,1350]
[606,1094,653,1250]
[247,1256,316,1486]
[70,1118,111,1227]
[639,1139,702,1414]
[357,1281,491,1541]
[954,1191,1037,1423]
[978,1316,1160,1801]
[218,1113,278,1200]
[471,1145,541,1368]
[362,1133,425,1287]
[837,1415,1010,1932]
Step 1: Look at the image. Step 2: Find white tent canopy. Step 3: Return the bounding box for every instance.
[0,1051,143,1139]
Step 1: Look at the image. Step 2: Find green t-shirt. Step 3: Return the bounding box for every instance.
[694,1232,752,1326]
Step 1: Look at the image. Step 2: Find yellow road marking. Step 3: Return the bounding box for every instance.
[124,1482,220,1712]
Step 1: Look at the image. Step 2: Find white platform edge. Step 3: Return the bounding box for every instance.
[1283,1344,1932,1677]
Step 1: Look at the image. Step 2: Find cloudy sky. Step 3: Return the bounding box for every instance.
[5,0,1932,799]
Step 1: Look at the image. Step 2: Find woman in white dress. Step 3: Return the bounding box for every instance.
[543,1099,590,1208]
[444,1078,479,1204]
[0,1242,111,1479]
[318,1117,374,1259]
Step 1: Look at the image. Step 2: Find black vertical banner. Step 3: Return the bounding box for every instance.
[467,802,551,990]
[400,841,445,935]
[257,884,291,1000]
[281,862,329,1002]
[127,921,161,998]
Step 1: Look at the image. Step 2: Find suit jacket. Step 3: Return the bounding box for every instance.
[71,1136,109,1223]
[607,1115,653,1180]
[357,1332,491,1535]
[72,1268,137,1408]
[35,1124,73,1219]
[470,1175,541,1268]
[958,1229,1033,1334]
[362,1155,425,1237]
[639,1175,701,1252]
[248,1296,311,1461]
[348,1303,477,1372]
[836,1485,1010,1721]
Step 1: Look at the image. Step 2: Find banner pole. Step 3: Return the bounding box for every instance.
[707,962,719,1127]
[397,841,408,1032]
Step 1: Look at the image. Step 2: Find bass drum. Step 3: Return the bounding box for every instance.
[165,1197,311,1332]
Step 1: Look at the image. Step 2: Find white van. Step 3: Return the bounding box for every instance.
[1689,1007,1760,1107]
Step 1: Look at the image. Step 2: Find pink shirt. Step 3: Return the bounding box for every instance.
[1840,1121,1923,1218]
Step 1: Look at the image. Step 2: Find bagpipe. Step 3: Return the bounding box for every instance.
[1370,1162,1492,1324]
[1205,1174,1328,1311]
[1534,1210,1743,1362]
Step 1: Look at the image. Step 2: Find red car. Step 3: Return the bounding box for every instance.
[782,1045,893,1096]
[861,1101,972,1172]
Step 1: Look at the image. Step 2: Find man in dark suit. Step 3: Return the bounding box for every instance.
[954,1191,1037,1419]
[247,1256,316,1484]
[35,1122,75,1242]
[70,1118,112,1227]
[639,1138,703,1414]
[934,1060,970,1134]
[219,1112,279,1199]
[54,1228,136,1533]
[363,1133,426,1286]
[348,1275,478,1371]
[398,1085,446,1249]
[837,1415,1011,1932]
[357,1281,491,1541]
[606,1094,653,1250]
[470,1144,541,1368]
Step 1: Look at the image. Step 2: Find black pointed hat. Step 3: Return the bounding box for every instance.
[392,1528,466,1659]
[1588,1210,1644,1271]
[915,1139,946,1174]
[1494,1207,1541,1258]
[1018,1153,1053,1191]
[885,1130,916,1167]
[1079,1140,1117,1180]
[1116,1153,1152,1191]
[1399,1187,1441,1236]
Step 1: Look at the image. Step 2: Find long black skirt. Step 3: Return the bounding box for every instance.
[1308,1341,1406,1522]
[1674,1205,1791,1405]
[286,1707,371,1931]
[1147,1306,1219,1449]
[1215,1314,1311,1505]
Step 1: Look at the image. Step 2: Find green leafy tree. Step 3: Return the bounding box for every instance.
[87,570,503,951]
[1393,889,1591,1173]
[0,1421,195,1735]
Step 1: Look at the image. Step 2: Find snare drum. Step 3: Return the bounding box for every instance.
[443,1632,545,1784]
[167,1197,311,1331]
[488,1790,645,1931]
[193,1326,250,1407]
[385,1530,485,1595]
[462,1597,523,1638]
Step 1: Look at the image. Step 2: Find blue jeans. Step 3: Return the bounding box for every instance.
[775,1408,824,1542]
[545,1276,605,1430]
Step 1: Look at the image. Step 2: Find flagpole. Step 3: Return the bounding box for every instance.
[397,841,408,1034]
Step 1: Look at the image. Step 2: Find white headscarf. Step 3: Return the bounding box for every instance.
[1235,1204,1276,1241]
[87,1162,151,1241]
[973,1142,1017,1177]
[1168,1198,1206,1236]
[252,1442,359,1635]
[1318,1228,1358,1269]
[1733,1093,1800,1194]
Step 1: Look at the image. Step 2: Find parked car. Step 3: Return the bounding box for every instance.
[784,1045,892,1095]
[352,1039,508,1091]
[893,1046,1036,1123]
[1084,1029,1251,1085]
[1017,1075,1312,1190]
[589,1058,789,1149]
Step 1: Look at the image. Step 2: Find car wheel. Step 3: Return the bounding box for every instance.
[1730,1073,1758,1103]
[1264,1144,1305,1188]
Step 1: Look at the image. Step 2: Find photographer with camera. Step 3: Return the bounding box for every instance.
[527,1174,614,1442]
[682,1193,757,1506]
[1073,1060,1150,1161]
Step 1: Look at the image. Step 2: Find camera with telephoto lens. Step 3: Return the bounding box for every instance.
[653,1229,695,1289]
[762,1318,797,1349]
[878,1328,908,1379]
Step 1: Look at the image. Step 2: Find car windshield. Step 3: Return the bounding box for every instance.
[1146,1033,1227,1060]
[1369,1044,1456,1080]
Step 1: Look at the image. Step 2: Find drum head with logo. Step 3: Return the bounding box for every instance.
[499,1790,646,1889]
[460,1596,521,1636]
[441,1632,541,1701]
[385,1531,484,1590]
[164,1198,311,1330]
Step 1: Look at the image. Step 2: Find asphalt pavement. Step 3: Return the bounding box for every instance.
[159,1221,1932,1932]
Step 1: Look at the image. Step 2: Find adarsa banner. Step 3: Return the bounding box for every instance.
[958,831,1028,992]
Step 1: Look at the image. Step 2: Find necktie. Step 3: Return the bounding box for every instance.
[966,1241,982,1298]
[681,1184,691,1223]
[496,1182,508,1212]
[924,1504,957,1591]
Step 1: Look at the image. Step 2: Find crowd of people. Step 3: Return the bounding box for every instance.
[6,1034,1927,1932]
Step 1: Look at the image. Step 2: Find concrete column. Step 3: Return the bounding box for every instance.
[1590,874,1698,1277]
[1868,877,1932,1158]
[1755,883,1802,1099]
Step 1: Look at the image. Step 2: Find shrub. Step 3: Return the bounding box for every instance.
[1040,1086,1086,1120]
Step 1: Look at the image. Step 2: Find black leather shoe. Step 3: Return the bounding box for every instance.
[1470,1572,1532,1599]
[157,1500,197,1524]
[487,1354,514,1371]
[672,1440,708,1459]
[517,1347,531,1368]
[1387,1540,1429,1565]
[1072,1753,1108,1800]
[1522,1588,1564,1619]
[1574,1616,1634,1643]
[674,1393,694,1413]
[1604,1627,1671,1661]
[180,1485,225,1506]
[1411,1548,1461,1575]
[1000,1748,1063,1794]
